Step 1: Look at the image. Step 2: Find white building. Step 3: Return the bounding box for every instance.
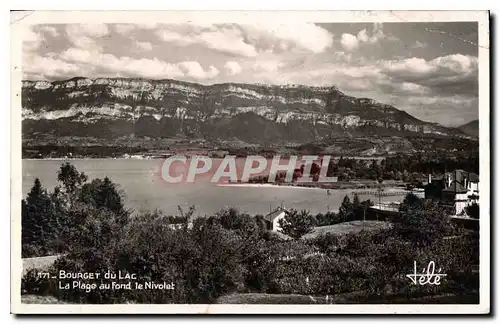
[264,206,287,232]
[442,181,469,216]
[464,172,480,205]
[428,170,479,216]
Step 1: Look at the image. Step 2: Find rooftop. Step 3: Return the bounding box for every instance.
[442,181,468,193]
[264,207,287,222]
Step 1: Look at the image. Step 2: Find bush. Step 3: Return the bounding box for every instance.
[394,194,453,247]
[21,163,130,258]
[22,179,62,257]
[466,203,479,219]
[278,209,316,239]
[21,164,478,304]
[315,212,343,227]
[311,233,342,254]
[21,269,56,295]
[34,213,249,304]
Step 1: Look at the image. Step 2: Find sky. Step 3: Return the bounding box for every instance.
[22,22,478,126]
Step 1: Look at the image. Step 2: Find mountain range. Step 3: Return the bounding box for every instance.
[21,77,477,156]
[457,120,479,138]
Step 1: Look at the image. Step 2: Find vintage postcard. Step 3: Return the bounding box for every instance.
[10,10,490,314]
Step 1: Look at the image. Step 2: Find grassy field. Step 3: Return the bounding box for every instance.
[302,221,392,239]
[216,290,375,304]
[216,292,480,304]
[22,254,61,276]
[21,295,66,304]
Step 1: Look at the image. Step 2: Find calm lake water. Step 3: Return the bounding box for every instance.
[22,159,404,217]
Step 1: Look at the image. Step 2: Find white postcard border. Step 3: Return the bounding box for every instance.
[10,10,490,314]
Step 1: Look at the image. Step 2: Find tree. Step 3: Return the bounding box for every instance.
[57,162,88,195]
[338,195,353,221]
[352,194,361,210]
[466,203,479,219]
[22,178,58,257]
[315,211,342,226]
[278,209,316,239]
[395,194,453,247]
[78,177,129,226]
[213,207,260,237]
[22,163,132,258]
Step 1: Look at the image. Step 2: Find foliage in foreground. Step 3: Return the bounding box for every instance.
[21,164,479,304]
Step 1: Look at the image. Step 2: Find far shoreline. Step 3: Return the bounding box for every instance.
[216,182,413,191]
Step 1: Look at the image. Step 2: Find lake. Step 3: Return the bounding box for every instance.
[22,158,406,217]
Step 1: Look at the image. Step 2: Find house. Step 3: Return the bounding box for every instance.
[264,206,288,232]
[425,170,479,216]
[442,181,469,216]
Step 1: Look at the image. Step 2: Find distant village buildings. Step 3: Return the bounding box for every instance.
[425,170,479,216]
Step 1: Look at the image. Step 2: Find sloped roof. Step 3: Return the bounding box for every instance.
[442,181,468,193]
[468,172,479,182]
[446,170,479,183]
[264,208,287,222]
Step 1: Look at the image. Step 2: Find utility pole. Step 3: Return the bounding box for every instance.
[377,178,383,221]
[363,202,367,231]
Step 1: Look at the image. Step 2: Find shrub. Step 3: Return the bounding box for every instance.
[394,194,453,247]
[466,203,479,219]
[278,209,316,239]
[22,179,61,257]
[21,269,56,295]
[315,212,343,227]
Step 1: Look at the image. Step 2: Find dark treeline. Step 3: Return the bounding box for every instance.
[249,150,479,184]
[22,145,147,159]
[22,163,479,304]
[326,151,478,182]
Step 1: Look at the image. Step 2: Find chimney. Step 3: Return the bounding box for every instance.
[447,174,452,187]
[464,177,468,189]
[428,174,432,184]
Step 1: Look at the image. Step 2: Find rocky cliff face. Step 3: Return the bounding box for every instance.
[22,77,464,144]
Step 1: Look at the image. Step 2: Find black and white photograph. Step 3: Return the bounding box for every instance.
[10,10,490,314]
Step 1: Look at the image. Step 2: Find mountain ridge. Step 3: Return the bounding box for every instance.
[21,77,473,155]
[457,119,479,138]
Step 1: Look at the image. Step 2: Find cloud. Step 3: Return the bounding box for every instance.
[178,61,219,79]
[381,54,477,77]
[155,23,333,57]
[343,23,398,51]
[156,25,258,57]
[398,82,430,95]
[23,27,44,52]
[364,23,396,43]
[114,24,136,35]
[65,24,109,50]
[224,61,242,75]
[29,46,220,81]
[60,47,93,63]
[113,23,160,36]
[356,29,369,43]
[67,24,109,37]
[136,41,153,51]
[341,34,359,51]
[412,40,428,48]
[35,25,59,37]
[241,22,334,54]
[103,56,186,79]
[379,54,478,95]
[252,60,284,73]
[23,55,83,79]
